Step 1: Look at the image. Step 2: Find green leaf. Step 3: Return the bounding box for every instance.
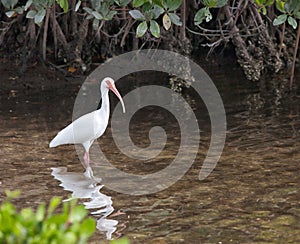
[20,208,33,220]
[293,1,300,13]
[295,11,300,19]
[129,9,145,20]
[133,0,147,7]
[254,0,263,6]
[93,18,100,30]
[136,21,148,37]
[5,10,15,17]
[64,232,77,243]
[69,205,87,223]
[215,0,227,8]
[1,0,18,9]
[36,203,45,222]
[119,0,131,6]
[284,2,292,12]
[205,8,212,22]
[75,0,81,12]
[276,0,285,13]
[150,20,160,38]
[25,0,32,11]
[92,11,103,20]
[100,2,109,16]
[56,0,69,13]
[78,218,96,238]
[15,6,24,14]
[164,0,182,11]
[266,0,274,7]
[194,7,206,25]
[46,213,67,225]
[288,16,297,28]
[34,8,46,24]
[83,7,93,15]
[291,0,300,12]
[169,12,182,26]
[105,10,117,20]
[142,2,152,12]
[153,0,165,9]
[111,237,130,244]
[91,0,101,11]
[153,5,164,19]
[194,7,212,25]
[273,14,287,25]
[86,14,94,20]
[203,0,212,7]
[203,0,225,8]
[47,196,61,216]
[26,9,37,19]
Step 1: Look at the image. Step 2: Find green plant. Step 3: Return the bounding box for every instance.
[2,0,69,25]
[252,0,300,29]
[129,0,183,38]
[194,0,228,25]
[111,237,130,244]
[254,0,300,89]
[0,0,299,87]
[0,190,96,244]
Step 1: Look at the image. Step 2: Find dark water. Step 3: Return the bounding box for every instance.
[0,60,299,243]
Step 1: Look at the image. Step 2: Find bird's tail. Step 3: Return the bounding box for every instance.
[49,125,75,148]
[49,137,59,148]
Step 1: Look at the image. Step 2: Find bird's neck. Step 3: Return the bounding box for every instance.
[100,90,110,113]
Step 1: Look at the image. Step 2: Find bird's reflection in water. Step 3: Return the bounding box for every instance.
[51,167,118,240]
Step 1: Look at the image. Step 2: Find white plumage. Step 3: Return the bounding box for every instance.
[49,77,125,168]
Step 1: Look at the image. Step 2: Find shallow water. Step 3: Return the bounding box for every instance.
[0,60,299,243]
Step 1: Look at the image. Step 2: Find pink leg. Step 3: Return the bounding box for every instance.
[83,151,95,179]
[83,151,90,168]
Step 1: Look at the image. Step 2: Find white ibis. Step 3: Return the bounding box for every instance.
[49,77,125,169]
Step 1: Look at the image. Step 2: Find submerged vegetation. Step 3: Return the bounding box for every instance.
[0,0,299,87]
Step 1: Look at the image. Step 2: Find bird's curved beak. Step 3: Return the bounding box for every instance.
[109,84,126,113]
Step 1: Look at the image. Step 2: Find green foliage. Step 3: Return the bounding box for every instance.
[129,0,182,38]
[287,15,297,29]
[194,7,211,25]
[0,0,298,41]
[129,9,145,20]
[0,191,96,244]
[136,21,148,37]
[273,0,300,29]
[84,1,118,29]
[150,20,160,38]
[203,0,227,8]
[111,237,130,244]
[255,0,274,15]
[254,0,300,29]
[56,0,68,13]
[273,13,288,25]
[163,0,182,11]
[3,0,64,25]
[1,0,18,9]
[133,0,148,8]
[194,0,228,25]
[169,12,182,26]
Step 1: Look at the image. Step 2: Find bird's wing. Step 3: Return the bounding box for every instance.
[49,111,107,147]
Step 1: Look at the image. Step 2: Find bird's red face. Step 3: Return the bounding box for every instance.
[105,79,114,89]
[105,78,126,113]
